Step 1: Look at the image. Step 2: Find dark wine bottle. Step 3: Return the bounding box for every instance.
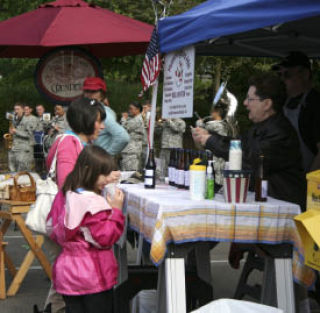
[168,149,175,186]
[177,149,185,189]
[184,149,191,190]
[174,149,181,187]
[255,154,268,202]
[172,149,178,187]
[144,148,156,189]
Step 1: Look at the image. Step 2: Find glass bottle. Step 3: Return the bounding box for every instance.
[184,149,191,190]
[168,148,175,186]
[177,149,185,189]
[144,148,156,189]
[255,154,268,202]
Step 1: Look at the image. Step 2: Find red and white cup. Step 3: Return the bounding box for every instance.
[223,170,251,203]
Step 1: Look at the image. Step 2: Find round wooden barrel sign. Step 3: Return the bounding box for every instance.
[35,47,102,105]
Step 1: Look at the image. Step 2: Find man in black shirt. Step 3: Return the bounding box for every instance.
[273,51,320,172]
[193,73,306,209]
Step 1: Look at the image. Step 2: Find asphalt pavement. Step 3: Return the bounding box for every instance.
[0,222,319,313]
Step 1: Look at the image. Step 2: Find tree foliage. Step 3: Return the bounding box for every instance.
[0,0,318,140]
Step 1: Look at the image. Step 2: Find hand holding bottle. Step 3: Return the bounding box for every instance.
[107,188,124,210]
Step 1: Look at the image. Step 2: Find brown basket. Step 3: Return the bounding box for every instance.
[0,185,9,200]
[9,172,36,202]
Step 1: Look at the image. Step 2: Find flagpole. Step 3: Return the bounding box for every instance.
[149,78,159,149]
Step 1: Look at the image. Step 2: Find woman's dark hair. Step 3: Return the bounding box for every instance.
[130,101,142,112]
[62,145,115,195]
[67,98,106,135]
[248,73,286,113]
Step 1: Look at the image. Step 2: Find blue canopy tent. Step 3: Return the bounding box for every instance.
[158,0,320,57]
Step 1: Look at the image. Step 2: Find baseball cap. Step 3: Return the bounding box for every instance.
[83,77,107,92]
[272,51,311,71]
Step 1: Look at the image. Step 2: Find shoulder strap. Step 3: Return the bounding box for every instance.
[48,134,83,177]
[48,134,66,177]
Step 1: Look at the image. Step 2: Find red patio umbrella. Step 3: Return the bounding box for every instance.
[0,0,153,58]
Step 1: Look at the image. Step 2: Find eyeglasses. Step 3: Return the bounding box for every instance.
[245,97,265,103]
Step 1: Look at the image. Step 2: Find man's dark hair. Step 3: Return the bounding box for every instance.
[248,73,286,113]
[130,102,143,112]
[63,145,115,195]
[14,102,25,109]
[67,97,106,135]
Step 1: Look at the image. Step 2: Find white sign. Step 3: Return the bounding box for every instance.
[162,46,195,119]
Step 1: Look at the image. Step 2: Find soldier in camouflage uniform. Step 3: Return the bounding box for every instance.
[141,101,151,168]
[8,103,36,172]
[43,105,69,155]
[196,104,229,185]
[35,104,51,132]
[24,105,39,127]
[34,104,50,175]
[121,102,145,171]
[158,118,186,176]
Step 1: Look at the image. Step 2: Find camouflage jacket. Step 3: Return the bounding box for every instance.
[122,114,145,154]
[205,120,229,185]
[11,115,36,151]
[158,119,186,149]
[36,115,51,132]
[50,114,69,134]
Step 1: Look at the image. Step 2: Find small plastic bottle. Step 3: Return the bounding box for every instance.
[206,160,215,199]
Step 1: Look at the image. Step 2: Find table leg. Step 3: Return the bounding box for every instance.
[261,256,277,307]
[195,243,214,288]
[4,251,17,277]
[7,235,44,296]
[136,233,144,265]
[0,236,6,299]
[114,242,128,286]
[0,220,11,235]
[275,258,295,313]
[156,262,166,313]
[165,257,186,313]
[13,215,51,279]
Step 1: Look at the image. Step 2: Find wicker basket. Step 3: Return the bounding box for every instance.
[9,172,36,202]
[0,185,9,200]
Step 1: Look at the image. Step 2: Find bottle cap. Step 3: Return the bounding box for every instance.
[190,158,206,171]
[230,140,241,150]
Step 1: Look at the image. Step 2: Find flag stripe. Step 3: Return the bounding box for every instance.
[141,27,161,91]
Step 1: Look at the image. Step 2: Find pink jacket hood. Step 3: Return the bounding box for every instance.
[65,191,111,230]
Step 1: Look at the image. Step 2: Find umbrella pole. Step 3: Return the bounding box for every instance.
[148,78,159,150]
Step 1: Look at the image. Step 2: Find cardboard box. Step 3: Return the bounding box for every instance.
[306,170,320,211]
[295,210,320,271]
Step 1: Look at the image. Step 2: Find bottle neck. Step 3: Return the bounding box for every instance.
[258,155,264,178]
[149,148,154,159]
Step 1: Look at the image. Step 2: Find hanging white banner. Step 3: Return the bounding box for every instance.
[162,46,195,119]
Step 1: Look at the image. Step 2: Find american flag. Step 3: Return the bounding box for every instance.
[141,27,161,92]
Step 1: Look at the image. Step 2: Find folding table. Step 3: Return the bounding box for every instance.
[0,200,51,297]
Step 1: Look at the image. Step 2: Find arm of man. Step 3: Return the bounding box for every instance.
[205,132,231,160]
[98,116,130,156]
[166,119,186,133]
[15,121,35,139]
[247,123,302,176]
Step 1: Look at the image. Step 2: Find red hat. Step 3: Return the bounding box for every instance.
[83,77,107,92]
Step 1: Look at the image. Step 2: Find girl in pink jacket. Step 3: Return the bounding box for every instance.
[47,145,125,313]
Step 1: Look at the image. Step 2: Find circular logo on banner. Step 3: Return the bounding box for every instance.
[35,47,102,105]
